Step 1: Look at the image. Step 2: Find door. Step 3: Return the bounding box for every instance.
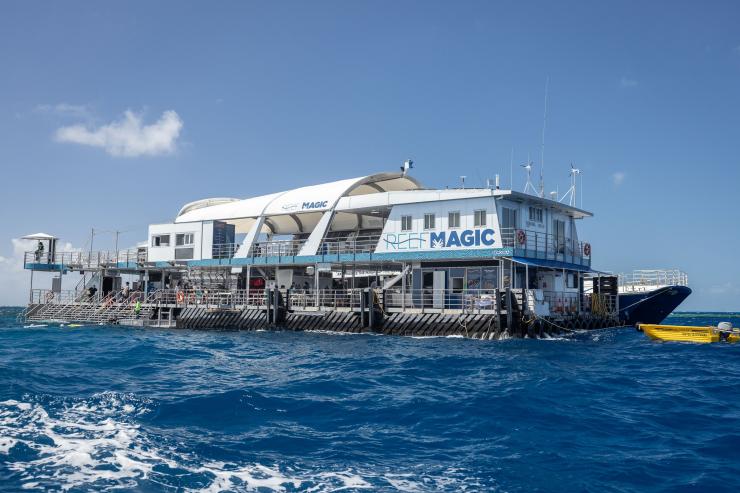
[433,270,446,308]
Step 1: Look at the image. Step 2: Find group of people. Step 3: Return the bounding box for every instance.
[85,282,143,317]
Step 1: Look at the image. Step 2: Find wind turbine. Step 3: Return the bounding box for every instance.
[559,163,582,207]
[522,161,538,195]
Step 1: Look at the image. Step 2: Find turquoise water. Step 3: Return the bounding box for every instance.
[1,308,739,492]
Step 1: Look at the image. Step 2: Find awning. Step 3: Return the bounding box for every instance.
[512,256,595,272]
[21,232,58,240]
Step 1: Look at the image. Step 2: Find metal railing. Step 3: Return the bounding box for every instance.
[318,234,381,255]
[383,288,502,313]
[618,269,688,292]
[500,228,590,264]
[27,285,618,320]
[211,234,382,261]
[24,249,143,269]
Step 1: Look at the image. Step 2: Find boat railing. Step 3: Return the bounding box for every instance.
[499,228,590,263]
[618,269,688,291]
[210,234,382,260]
[24,249,143,268]
[318,234,382,255]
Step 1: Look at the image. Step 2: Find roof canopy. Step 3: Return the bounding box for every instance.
[175,172,422,233]
[21,232,58,240]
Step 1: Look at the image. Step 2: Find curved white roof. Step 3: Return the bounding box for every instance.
[175,172,422,233]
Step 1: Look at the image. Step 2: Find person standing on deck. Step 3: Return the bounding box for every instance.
[134,300,142,319]
[35,241,44,262]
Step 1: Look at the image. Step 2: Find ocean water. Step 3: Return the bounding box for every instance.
[1,308,739,493]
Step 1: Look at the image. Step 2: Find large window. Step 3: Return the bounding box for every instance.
[424,213,436,230]
[152,234,170,247]
[448,211,460,228]
[401,215,413,231]
[528,206,543,223]
[176,233,194,246]
[474,209,487,227]
[553,219,566,253]
[501,207,517,229]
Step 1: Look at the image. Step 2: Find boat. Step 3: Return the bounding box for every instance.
[639,322,739,343]
[618,270,691,325]
[17,162,690,338]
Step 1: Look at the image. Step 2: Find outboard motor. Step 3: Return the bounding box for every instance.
[717,321,734,341]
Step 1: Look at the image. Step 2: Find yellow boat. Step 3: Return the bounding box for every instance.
[638,323,740,343]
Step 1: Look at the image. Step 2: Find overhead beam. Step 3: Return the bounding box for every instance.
[290,214,304,233]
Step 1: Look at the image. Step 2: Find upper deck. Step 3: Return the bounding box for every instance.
[23,170,594,272]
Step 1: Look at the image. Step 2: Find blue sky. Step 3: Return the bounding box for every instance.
[1,1,739,309]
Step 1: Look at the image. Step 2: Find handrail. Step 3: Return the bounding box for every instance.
[24,249,143,269]
[618,269,688,289]
[499,227,590,260]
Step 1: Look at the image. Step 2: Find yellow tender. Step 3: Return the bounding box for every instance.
[639,324,740,343]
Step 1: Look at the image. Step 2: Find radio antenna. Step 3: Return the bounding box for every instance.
[539,76,549,198]
[510,146,514,190]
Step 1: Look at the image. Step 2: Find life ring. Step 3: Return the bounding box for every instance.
[583,243,592,256]
[176,291,185,303]
[45,291,54,302]
[516,229,527,245]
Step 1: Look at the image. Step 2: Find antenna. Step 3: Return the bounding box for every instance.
[559,163,582,207]
[521,161,537,195]
[539,76,549,198]
[510,146,514,190]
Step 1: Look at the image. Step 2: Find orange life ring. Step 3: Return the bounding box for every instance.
[516,229,527,245]
[176,291,185,303]
[583,243,592,256]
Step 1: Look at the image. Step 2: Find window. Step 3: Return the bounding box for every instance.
[401,215,413,231]
[152,234,170,247]
[553,219,566,253]
[448,211,460,228]
[528,206,543,223]
[501,207,517,229]
[176,233,194,246]
[424,213,436,230]
[474,209,487,227]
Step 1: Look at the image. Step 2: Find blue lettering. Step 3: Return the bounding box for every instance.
[460,230,475,247]
[481,229,495,246]
[430,231,446,248]
[447,231,461,247]
[301,200,329,210]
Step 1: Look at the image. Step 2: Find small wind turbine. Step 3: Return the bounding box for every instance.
[559,163,582,207]
[522,161,538,195]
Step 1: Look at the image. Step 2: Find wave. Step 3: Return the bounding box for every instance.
[0,393,476,491]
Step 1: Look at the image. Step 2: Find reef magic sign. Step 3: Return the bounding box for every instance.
[379,228,498,251]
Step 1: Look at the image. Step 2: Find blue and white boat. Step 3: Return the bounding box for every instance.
[19,163,690,336]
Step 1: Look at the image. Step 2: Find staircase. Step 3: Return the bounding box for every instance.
[25,291,157,325]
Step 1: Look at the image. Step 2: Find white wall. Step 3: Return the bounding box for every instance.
[496,199,580,247]
[147,221,212,262]
[374,197,501,253]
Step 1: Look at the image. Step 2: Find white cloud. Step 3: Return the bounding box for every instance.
[620,77,638,88]
[55,110,183,157]
[709,282,740,295]
[612,172,625,186]
[35,103,93,120]
[0,239,81,306]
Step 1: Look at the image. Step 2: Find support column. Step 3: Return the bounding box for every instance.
[401,262,406,311]
[245,266,251,305]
